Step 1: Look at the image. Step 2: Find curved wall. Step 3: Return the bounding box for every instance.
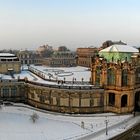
[26,83,104,113]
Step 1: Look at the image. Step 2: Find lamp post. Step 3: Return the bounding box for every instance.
[105,116,109,135]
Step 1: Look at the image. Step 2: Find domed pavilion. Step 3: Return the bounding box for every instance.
[99,44,139,62]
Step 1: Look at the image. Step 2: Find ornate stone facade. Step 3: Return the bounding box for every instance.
[91,55,140,113]
[26,83,104,113]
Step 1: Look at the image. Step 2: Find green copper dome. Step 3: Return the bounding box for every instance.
[99,44,139,62]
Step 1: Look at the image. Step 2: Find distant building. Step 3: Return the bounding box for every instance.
[76,47,98,67]
[36,44,53,57]
[17,50,41,65]
[0,53,20,74]
[42,50,76,67]
[58,46,69,51]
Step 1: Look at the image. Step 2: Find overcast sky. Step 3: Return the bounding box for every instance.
[0,0,140,50]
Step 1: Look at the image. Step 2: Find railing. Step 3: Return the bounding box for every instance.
[26,80,99,90]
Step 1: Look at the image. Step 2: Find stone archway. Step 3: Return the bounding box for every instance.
[135,91,140,111]
[121,95,127,107]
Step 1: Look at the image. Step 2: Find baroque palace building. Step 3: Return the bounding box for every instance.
[91,44,140,113]
[0,44,140,114]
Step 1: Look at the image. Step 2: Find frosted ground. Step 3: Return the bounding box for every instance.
[0,104,139,140]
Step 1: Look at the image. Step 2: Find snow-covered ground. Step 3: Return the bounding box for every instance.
[0,65,92,86]
[0,104,139,140]
[29,65,91,82]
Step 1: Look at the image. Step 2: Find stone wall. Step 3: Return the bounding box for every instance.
[0,62,21,74]
[26,83,104,113]
[0,80,26,102]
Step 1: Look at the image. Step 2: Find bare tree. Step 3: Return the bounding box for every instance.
[30,112,39,123]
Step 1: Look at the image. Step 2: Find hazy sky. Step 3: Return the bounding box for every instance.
[0,0,140,50]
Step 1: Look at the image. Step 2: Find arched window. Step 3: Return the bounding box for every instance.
[107,68,116,86]
[25,60,27,64]
[122,69,128,86]
[108,93,115,106]
[121,95,127,107]
[95,66,101,85]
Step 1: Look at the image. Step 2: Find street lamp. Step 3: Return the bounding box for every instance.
[105,116,109,135]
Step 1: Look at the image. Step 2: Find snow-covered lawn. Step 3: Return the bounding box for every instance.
[0,106,87,140]
[0,104,139,140]
[29,65,91,82]
[0,65,92,86]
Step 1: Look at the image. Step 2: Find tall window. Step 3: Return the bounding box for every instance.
[11,87,17,97]
[122,69,128,86]
[3,87,9,97]
[95,66,101,85]
[121,95,127,107]
[107,68,116,86]
[135,67,140,84]
[108,93,115,106]
[40,95,46,103]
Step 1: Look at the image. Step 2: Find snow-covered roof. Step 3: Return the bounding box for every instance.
[0,53,15,57]
[100,44,139,53]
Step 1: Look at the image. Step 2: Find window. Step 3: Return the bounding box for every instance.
[3,87,9,97]
[39,95,46,103]
[122,69,128,86]
[11,87,17,97]
[135,67,140,84]
[95,66,101,85]
[31,93,34,98]
[108,93,115,106]
[107,68,116,86]
[121,95,127,107]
